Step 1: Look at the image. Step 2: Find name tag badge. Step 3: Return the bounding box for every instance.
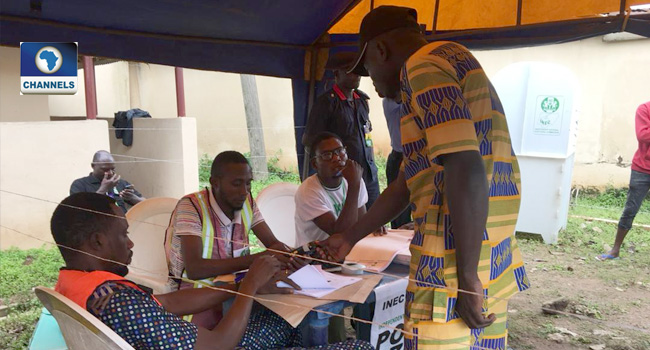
[234,247,250,258]
[365,133,373,147]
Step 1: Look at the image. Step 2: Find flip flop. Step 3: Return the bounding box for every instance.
[595,253,619,261]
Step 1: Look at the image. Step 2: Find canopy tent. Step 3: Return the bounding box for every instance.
[2,0,649,171]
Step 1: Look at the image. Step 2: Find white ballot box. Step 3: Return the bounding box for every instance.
[493,62,580,243]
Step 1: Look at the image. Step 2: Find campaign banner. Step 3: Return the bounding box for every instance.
[370,278,408,350]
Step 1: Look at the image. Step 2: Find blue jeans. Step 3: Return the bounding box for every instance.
[619,170,650,230]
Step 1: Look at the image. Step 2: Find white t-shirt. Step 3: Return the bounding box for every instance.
[294,175,368,246]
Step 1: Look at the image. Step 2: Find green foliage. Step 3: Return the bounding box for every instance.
[375,153,388,192]
[0,306,41,350]
[0,246,63,350]
[198,153,213,186]
[0,247,63,301]
[571,186,650,224]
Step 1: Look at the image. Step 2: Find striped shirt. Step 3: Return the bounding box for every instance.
[165,187,264,282]
[399,41,529,325]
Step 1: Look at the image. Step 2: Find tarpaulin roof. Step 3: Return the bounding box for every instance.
[2,0,649,174]
[1,0,649,79]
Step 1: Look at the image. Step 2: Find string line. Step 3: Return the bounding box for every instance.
[0,189,507,301]
[1,225,500,350]
[108,126,306,131]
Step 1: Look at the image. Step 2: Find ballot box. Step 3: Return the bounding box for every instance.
[492,62,580,243]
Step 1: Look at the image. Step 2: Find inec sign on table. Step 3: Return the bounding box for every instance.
[370,278,408,350]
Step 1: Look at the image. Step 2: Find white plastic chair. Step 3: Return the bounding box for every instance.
[125,197,178,294]
[34,287,135,350]
[255,182,299,248]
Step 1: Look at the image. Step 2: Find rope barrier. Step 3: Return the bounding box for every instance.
[0,189,503,301]
[3,191,648,342]
[1,225,500,350]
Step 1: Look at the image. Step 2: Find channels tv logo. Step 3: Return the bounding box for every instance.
[20,42,78,95]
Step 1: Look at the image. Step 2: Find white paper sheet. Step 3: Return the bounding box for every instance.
[277,265,361,298]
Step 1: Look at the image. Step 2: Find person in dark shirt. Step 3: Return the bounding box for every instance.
[302,52,380,209]
[70,150,145,213]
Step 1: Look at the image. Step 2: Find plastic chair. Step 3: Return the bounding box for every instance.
[124,197,178,294]
[255,182,299,248]
[28,308,67,350]
[34,287,135,350]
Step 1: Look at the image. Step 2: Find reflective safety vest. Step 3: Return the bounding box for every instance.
[180,188,253,290]
[55,269,160,310]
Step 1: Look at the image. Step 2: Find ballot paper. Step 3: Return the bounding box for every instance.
[345,229,414,272]
[277,265,361,298]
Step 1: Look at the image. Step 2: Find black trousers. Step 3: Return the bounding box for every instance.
[365,174,380,211]
[386,150,411,228]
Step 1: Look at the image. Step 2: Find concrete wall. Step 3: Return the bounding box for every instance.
[108,117,199,199]
[48,60,131,118]
[472,36,650,188]
[48,62,393,170]
[0,46,50,122]
[0,120,110,249]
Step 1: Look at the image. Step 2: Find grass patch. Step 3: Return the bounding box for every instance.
[571,186,650,224]
[0,246,63,350]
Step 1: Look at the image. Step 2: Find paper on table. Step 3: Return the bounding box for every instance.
[345,229,414,272]
[259,274,382,327]
[277,265,361,298]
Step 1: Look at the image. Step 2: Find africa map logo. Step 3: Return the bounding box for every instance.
[21,42,78,95]
[35,46,63,74]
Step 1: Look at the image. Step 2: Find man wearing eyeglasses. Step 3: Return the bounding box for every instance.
[295,132,384,248]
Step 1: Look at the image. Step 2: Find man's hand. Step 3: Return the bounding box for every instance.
[455,276,495,329]
[240,255,281,294]
[264,242,306,271]
[317,233,353,262]
[372,225,387,236]
[341,159,363,185]
[398,222,415,230]
[119,188,139,203]
[97,172,120,194]
[257,271,302,295]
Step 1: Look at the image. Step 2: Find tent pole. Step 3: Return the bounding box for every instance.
[82,56,97,120]
[432,0,440,34]
[175,67,186,117]
[301,47,319,180]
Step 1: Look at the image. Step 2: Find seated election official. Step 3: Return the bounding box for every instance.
[70,150,145,213]
[165,151,300,329]
[51,192,372,350]
[295,132,385,248]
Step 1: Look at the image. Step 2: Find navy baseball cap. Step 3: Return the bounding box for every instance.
[347,6,420,76]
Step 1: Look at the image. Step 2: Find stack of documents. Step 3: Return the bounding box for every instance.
[277,265,361,298]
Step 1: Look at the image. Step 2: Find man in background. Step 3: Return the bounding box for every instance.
[382,97,412,229]
[70,150,144,213]
[302,52,380,209]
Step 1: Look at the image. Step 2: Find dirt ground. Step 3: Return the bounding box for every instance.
[507,234,650,350]
[341,218,650,350]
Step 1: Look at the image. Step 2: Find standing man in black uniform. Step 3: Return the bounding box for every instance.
[302,52,380,209]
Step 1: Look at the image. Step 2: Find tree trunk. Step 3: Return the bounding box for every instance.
[240,74,268,180]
